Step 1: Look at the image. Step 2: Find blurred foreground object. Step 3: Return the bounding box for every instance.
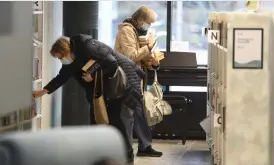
[0,125,126,165]
[0,1,32,116]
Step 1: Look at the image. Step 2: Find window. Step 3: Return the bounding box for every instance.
[98,1,167,50]
[171,1,245,65]
[99,1,273,66]
[260,1,274,11]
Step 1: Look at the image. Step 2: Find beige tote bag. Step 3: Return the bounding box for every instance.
[93,70,109,124]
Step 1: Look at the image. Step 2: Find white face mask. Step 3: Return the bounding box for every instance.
[60,58,73,65]
[140,23,151,31]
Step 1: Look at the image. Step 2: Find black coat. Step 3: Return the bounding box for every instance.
[44,34,144,105]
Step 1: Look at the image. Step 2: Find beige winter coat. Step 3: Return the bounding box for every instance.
[115,22,161,92]
[114,23,151,68]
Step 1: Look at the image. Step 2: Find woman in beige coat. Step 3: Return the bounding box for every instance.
[115,7,159,71]
[114,6,162,161]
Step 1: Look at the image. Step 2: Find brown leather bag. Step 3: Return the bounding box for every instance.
[93,69,109,124]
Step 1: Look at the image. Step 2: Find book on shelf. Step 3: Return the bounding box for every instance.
[1,126,18,133]
[0,111,17,127]
[31,98,37,117]
[19,108,32,122]
[22,122,32,130]
[38,56,42,79]
[33,58,39,80]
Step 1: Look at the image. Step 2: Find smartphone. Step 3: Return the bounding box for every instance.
[150,42,157,53]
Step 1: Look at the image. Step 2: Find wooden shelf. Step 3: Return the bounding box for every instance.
[33,79,42,83]
[207,12,272,165]
[33,10,43,15]
[0,114,42,132]
[31,1,44,131]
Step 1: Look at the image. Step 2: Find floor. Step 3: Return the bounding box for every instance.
[133,140,213,165]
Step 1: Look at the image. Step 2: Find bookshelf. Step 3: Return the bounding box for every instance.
[32,1,44,131]
[0,2,44,133]
[207,12,274,165]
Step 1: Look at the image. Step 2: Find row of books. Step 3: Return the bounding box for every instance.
[33,46,42,81]
[0,3,46,133]
[0,108,33,127]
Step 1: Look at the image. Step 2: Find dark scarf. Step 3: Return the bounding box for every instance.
[123,18,148,36]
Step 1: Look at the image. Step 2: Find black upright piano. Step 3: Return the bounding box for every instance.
[147,52,207,144]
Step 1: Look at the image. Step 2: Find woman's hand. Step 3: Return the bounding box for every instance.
[32,89,48,98]
[148,54,160,66]
[82,72,93,82]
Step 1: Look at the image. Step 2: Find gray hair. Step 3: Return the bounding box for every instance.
[131,6,157,23]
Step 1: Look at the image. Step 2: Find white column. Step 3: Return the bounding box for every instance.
[51,1,63,127]
[41,1,63,129]
[41,1,54,129]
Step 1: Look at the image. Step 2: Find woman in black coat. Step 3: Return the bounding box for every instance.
[32,34,144,165]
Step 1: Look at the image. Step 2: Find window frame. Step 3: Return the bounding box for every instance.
[166,1,172,52]
[167,1,207,66]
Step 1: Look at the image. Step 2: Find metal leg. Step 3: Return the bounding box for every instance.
[181,98,192,145]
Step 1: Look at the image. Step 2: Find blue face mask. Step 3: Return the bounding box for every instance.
[140,23,151,31]
[60,58,73,65]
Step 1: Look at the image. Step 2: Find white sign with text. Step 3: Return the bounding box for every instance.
[233,29,263,65]
[214,113,222,128]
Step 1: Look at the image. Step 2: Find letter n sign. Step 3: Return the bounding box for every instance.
[208,30,220,44]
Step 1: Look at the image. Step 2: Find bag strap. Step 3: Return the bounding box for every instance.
[143,68,158,92]
[94,69,104,98]
[100,69,104,93]
[143,67,148,92]
[83,59,103,98]
[93,72,98,97]
[154,70,158,82]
